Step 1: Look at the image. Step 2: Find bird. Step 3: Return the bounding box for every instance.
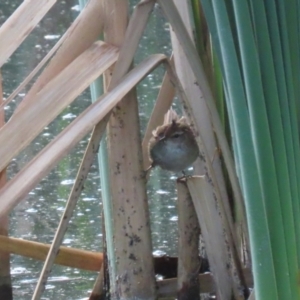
[147,109,199,173]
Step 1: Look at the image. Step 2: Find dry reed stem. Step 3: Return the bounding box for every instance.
[0,235,103,271]
[29,1,107,297]
[107,0,155,88]
[89,266,105,300]
[33,122,107,299]
[102,1,156,298]
[165,61,248,297]
[187,176,245,300]
[1,29,65,112]
[158,268,253,297]
[170,0,233,237]
[176,180,200,300]
[16,0,105,112]
[158,0,249,254]
[169,2,249,295]
[164,61,236,238]
[0,236,253,295]
[0,42,118,173]
[62,2,156,298]
[160,1,249,290]
[0,54,167,223]
[142,56,175,170]
[0,0,56,68]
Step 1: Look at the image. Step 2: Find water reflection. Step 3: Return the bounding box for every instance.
[1,0,177,299]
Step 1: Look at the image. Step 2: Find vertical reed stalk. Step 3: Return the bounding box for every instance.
[187,176,246,299]
[200,0,300,298]
[177,180,200,300]
[102,1,156,298]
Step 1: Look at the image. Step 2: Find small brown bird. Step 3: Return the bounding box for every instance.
[148,109,199,173]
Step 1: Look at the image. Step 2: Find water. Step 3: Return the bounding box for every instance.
[1,1,179,299]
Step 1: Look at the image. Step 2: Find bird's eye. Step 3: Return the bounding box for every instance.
[171,131,182,138]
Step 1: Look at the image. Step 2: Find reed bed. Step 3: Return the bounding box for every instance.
[0,0,299,299]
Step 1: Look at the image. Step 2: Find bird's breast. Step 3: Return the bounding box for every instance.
[150,139,199,172]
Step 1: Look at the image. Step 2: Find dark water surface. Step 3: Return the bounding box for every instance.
[1,1,179,299]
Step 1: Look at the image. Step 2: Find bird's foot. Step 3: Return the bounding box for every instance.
[177,170,193,182]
